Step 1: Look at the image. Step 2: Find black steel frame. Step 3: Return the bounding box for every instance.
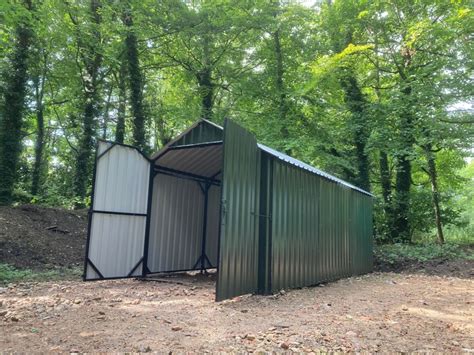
[155,165,220,186]
[191,181,213,273]
[257,152,273,294]
[214,120,229,301]
[167,140,223,151]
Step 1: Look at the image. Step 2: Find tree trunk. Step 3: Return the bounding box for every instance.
[197,32,213,121]
[31,74,45,197]
[341,75,371,191]
[0,1,33,205]
[73,0,102,208]
[273,28,290,151]
[123,8,146,149]
[379,149,393,239]
[197,67,214,121]
[325,1,370,190]
[392,80,413,242]
[328,147,357,183]
[102,84,113,139]
[115,58,127,144]
[379,150,391,205]
[425,144,444,244]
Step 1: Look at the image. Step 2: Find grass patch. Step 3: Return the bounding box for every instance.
[0,263,82,285]
[374,242,474,266]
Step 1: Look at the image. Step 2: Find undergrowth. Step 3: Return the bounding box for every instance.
[374,242,474,266]
[0,264,82,285]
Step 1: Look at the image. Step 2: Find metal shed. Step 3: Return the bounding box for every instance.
[84,118,373,301]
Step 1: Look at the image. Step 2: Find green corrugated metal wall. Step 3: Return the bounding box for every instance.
[269,158,373,292]
[171,121,222,146]
[216,119,260,301]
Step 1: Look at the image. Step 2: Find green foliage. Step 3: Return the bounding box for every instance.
[374,242,474,266]
[0,264,82,285]
[0,0,472,247]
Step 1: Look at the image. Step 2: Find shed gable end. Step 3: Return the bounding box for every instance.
[171,120,223,147]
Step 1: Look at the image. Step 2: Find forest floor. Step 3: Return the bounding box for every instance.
[0,204,473,352]
[1,271,473,352]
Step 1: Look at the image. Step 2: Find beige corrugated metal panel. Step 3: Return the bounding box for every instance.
[86,142,150,279]
[147,174,202,272]
[205,185,221,267]
[155,144,222,178]
[87,214,146,278]
[97,140,112,155]
[93,145,150,214]
[147,174,217,272]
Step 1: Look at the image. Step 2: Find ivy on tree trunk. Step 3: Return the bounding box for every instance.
[73,0,103,208]
[0,1,33,205]
[340,75,371,192]
[31,73,45,197]
[392,76,414,242]
[123,8,146,150]
[425,143,445,244]
[115,57,127,144]
[197,30,214,121]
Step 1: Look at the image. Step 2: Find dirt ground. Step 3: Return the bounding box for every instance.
[1,270,473,352]
[0,205,87,270]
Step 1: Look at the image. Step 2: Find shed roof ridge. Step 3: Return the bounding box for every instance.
[199,119,372,197]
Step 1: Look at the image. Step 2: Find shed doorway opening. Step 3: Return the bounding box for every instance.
[147,141,223,275]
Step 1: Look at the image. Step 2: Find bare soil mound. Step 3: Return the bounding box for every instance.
[0,205,87,270]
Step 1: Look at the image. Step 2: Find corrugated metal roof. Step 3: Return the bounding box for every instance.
[155,143,222,178]
[155,120,372,197]
[257,144,373,197]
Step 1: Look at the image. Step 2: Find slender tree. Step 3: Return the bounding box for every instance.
[340,75,371,191]
[391,50,415,242]
[196,30,214,120]
[423,143,444,244]
[0,0,33,205]
[123,6,146,149]
[72,0,103,207]
[272,27,290,150]
[115,57,127,144]
[31,50,48,196]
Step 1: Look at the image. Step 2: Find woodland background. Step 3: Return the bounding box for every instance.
[0,0,473,246]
